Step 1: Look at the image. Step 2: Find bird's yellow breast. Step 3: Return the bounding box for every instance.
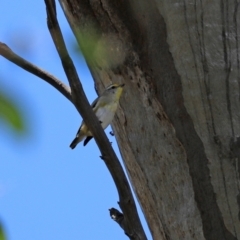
[115,87,123,101]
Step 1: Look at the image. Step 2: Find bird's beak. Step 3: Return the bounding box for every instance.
[120,83,125,87]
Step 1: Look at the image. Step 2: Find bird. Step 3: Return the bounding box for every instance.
[70,83,125,149]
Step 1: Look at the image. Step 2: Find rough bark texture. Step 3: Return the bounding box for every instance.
[59,0,240,239]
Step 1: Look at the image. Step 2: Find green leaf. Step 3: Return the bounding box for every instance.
[0,223,6,240]
[0,91,25,133]
[75,27,126,69]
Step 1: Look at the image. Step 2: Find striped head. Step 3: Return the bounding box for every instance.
[103,83,125,101]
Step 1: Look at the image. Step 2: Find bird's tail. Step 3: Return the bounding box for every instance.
[69,133,85,149]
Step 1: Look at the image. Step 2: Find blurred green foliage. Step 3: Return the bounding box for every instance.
[75,27,126,69]
[0,223,6,240]
[76,28,100,63]
[0,90,25,134]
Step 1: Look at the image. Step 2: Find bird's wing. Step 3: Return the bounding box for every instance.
[75,96,99,134]
[91,97,100,110]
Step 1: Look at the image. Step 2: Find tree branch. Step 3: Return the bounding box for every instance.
[0,42,72,102]
[109,207,135,239]
[44,0,146,239]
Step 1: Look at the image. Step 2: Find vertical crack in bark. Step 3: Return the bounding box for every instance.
[197,0,217,136]
[97,0,119,33]
[221,0,235,137]
[220,1,238,235]
[236,139,240,221]
[231,136,240,224]
[183,0,208,125]
[233,0,240,102]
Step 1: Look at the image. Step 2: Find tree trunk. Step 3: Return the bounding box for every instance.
[59,0,240,239]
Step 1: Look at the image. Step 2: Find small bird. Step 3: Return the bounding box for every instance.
[70,83,125,149]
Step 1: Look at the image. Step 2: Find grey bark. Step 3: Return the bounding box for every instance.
[59,0,240,239]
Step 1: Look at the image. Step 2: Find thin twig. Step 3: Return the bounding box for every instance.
[44,0,146,239]
[0,42,72,102]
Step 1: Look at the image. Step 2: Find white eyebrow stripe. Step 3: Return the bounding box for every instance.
[106,84,118,90]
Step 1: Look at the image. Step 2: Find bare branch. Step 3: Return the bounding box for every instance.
[0,42,72,102]
[44,0,146,239]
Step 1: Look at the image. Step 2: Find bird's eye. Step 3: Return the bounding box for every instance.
[111,86,116,89]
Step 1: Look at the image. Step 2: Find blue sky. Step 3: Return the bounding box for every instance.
[0,1,150,240]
